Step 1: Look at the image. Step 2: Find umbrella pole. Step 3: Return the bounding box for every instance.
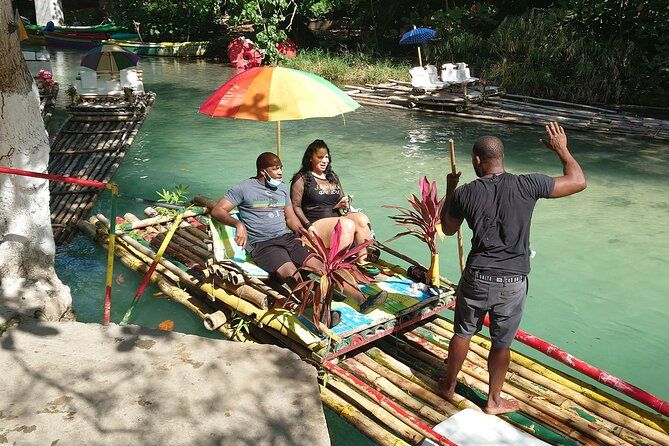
[276,121,282,158]
[417,46,423,67]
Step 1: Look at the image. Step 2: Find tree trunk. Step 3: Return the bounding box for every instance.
[0,3,73,321]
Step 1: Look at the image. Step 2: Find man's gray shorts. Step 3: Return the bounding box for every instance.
[453,268,528,349]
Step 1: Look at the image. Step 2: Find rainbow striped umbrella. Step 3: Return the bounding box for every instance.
[199,66,361,157]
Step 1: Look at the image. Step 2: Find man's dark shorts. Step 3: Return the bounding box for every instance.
[251,233,309,274]
[453,268,528,349]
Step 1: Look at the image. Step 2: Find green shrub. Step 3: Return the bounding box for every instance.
[425,8,667,105]
[283,49,410,86]
[107,0,223,42]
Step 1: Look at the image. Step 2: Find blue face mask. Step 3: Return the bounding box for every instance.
[263,169,282,188]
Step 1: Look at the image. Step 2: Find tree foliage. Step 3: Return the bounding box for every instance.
[107,0,223,41]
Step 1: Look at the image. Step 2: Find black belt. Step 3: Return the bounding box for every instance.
[472,270,525,284]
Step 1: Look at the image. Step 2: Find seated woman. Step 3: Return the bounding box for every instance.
[290,139,373,261]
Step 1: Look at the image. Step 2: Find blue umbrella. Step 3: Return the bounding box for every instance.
[399,27,436,45]
[399,26,436,67]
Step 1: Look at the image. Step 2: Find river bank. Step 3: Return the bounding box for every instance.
[0,314,330,445]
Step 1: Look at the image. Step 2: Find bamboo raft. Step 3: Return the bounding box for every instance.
[344,80,669,141]
[78,204,669,446]
[48,92,156,245]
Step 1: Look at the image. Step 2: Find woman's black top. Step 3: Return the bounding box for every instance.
[291,172,343,225]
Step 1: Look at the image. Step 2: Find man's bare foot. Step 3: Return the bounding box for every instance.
[437,378,456,400]
[484,397,519,415]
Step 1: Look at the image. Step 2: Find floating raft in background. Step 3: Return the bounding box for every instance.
[104,39,209,57]
[49,92,156,245]
[79,206,669,446]
[344,80,669,141]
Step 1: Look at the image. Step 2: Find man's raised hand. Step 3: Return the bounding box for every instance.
[541,121,568,154]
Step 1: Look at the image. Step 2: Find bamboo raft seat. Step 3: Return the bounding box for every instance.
[345,81,669,141]
[79,206,669,446]
[48,92,156,245]
[146,213,456,361]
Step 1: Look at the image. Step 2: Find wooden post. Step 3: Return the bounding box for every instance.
[103,183,118,325]
[448,139,465,273]
[276,121,282,158]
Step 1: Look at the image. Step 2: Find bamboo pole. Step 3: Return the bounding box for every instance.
[345,357,454,421]
[327,378,425,444]
[352,354,467,416]
[431,318,669,444]
[391,334,594,446]
[79,220,250,342]
[422,324,663,446]
[116,209,206,231]
[102,184,118,325]
[435,317,669,427]
[448,139,465,273]
[339,358,447,426]
[326,359,460,445]
[51,122,129,243]
[402,329,603,446]
[346,89,669,141]
[135,227,277,311]
[480,315,669,419]
[49,95,156,244]
[52,120,124,238]
[407,327,636,446]
[198,280,325,354]
[320,386,411,446]
[366,346,441,389]
[115,216,324,350]
[121,212,186,324]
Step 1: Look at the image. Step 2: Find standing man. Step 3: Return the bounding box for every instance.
[438,122,586,414]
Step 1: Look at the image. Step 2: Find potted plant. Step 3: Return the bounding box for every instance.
[292,221,373,333]
[384,177,445,286]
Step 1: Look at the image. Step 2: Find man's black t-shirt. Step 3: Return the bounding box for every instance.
[449,173,554,275]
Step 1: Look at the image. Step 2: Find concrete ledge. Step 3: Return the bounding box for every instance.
[0,321,330,445]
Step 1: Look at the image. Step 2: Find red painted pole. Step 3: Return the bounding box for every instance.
[0,166,108,188]
[482,315,669,417]
[322,360,458,446]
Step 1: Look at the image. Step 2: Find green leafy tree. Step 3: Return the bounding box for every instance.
[107,0,223,42]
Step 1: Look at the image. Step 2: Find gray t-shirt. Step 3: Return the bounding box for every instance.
[449,173,554,275]
[224,178,290,248]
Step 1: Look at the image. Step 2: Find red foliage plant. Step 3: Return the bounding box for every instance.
[384,176,445,255]
[292,221,373,332]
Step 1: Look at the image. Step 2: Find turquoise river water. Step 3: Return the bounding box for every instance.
[43,50,668,444]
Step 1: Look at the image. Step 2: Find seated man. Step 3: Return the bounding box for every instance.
[211,152,386,328]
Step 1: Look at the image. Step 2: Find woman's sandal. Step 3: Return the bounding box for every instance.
[320,309,342,328]
[359,290,388,314]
